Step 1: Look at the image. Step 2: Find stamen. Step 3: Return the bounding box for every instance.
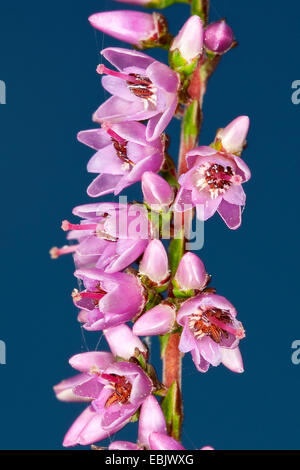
[97,64,150,86]
[194,163,240,199]
[104,374,132,408]
[49,245,78,259]
[61,220,99,232]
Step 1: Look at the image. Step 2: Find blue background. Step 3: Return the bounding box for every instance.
[0,0,299,450]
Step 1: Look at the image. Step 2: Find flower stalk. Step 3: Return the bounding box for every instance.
[52,0,251,451]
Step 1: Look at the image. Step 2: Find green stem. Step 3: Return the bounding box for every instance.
[147,0,190,8]
[162,0,214,443]
[191,0,210,24]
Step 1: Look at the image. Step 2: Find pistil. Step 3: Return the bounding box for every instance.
[49,245,78,259]
[97,64,150,86]
[61,220,99,232]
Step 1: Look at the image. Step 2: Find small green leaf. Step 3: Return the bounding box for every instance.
[183,100,200,144]
[130,409,140,423]
[134,348,147,371]
[173,287,195,299]
[161,381,183,441]
[159,333,171,358]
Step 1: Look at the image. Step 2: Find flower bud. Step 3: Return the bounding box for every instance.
[170,16,204,73]
[139,240,169,285]
[104,324,147,359]
[204,20,234,54]
[142,171,173,211]
[138,396,167,448]
[216,115,250,155]
[89,10,170,49]
[174,252,208,291]
[133,304,176,336]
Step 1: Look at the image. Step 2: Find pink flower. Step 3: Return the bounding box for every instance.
[177,293,245,373]
[73,268,146,330]
[142,171,174,211]
[89,10,169,49]
[133,303,176,336]
[204,20,234,54]
[94,47,179,141]
[139,240,170,286]
[109,395,167,450]
[170,15,204,64]
[174,252,210,291]
[174,116,251,229]
[54,352,152,447]
[78,121,164,198]
[58,202,150,272]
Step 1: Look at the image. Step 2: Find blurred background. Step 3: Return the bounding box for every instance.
[0,0,299,450]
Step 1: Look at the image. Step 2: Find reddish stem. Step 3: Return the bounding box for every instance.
[163,333,182,389]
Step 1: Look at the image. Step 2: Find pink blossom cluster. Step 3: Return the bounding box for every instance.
[51,0,251,450]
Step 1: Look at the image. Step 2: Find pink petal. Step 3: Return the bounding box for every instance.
[104,324,147,359]
[149,432,185,450]
[223,185,246,206]
[102,47,155,72]
[77,128,111,150]
[87,173,123,197]
[69,351,114,373]
[217,199,242,230]
[221,347,244,373]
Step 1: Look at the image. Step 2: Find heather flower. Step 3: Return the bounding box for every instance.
[174,252,210,292]
[73,268,146,330]
[89,11,170,49]
[78,121,164,198]
[174,116,251,229]
[204,20,234,54]
[54,353,152,447]
[57,202,150,272]
[133,303,176,336]
[94,47,179,141]
[139,240,170,286]
[142,171,174,211]
[170,16,204,67]
[109,395,167,450]
[177,293,245,373]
